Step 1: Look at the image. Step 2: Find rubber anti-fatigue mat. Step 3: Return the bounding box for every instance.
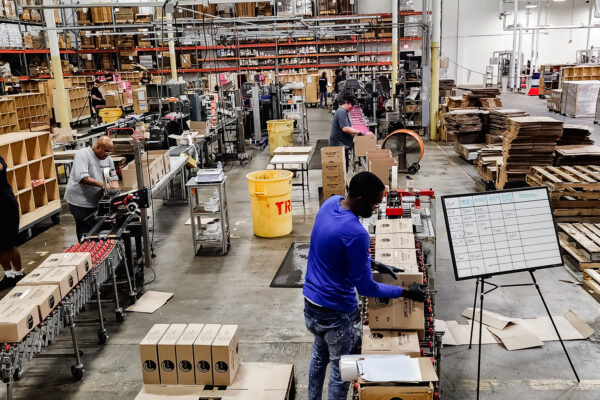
[270,242,309,288]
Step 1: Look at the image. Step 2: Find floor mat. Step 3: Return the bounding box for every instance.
[270,242,309,288]
[308,139,329,170]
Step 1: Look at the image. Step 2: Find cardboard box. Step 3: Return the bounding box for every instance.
[358,381,435,400]
[369,158,398,185]
[362,326,420,357]
[323,188,345,199]
[322,163,345,174]
[104,93,121,107]
[0,301,41,343]
[193,324,221,385]
[38,252,92,281]
[5,285,61,321]
[366,148,392,160]
[375,248,418,266]
[322,172,346,185]
[147,150,171,173]
[175,324,204,385]
[369,272,425,330]
[376,219,413,234]
[321,146,345,165]
[211,324,240,386]
[140,324,170,384]
[157,324,187,384]
[17,266,78,298]
[354,135,377,157]
[376,233,416,249]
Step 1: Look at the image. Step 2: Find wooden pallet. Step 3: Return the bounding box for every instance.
[557,223,600,262]
[527,165,600,192]
[558,232,600,271]
[582,269,600,302]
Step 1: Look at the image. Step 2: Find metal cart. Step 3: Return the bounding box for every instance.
[186,176,230,255]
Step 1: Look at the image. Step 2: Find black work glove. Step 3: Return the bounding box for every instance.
[403,284,428,302]
[371,259,404,280]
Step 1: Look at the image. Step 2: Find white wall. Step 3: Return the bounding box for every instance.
[442,0,600,86]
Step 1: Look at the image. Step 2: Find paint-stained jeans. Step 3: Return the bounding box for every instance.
[304,299,362,400]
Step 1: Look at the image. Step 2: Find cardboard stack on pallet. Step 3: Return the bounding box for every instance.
[562,81,600,117]
[488,109,528,144]
[321,146,346,199]
[497,117,562,189]
[527,165,600,221]
[557,124,594,146]
[476,145,503,182]
[445,109,488,162]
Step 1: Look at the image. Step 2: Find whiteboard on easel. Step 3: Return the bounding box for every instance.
[441,187,563,281]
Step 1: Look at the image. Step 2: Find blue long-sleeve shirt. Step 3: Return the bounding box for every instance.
[303,195,403,312]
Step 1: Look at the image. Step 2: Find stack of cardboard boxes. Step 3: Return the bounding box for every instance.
[121,150,171,190]
[140,323,240,386]
[358,218,436,398]
[132,87,148,114]
[0,252,92,343]
[367,149,397,186]
[321,146,346,199]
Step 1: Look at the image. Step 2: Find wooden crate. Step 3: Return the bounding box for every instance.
[0,131,61,229]
[9,93,50,131]
[76,8,91,24]
[0,97,18,134]
[115,7,137,24]
[80,31,95,49]
[96,31,114,49]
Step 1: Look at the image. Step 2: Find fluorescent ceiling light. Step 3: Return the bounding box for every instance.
[525,4,537,8]
[553,0,567,2]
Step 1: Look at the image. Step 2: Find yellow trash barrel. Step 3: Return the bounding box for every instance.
[247,170,293,237]
[99,108,123,123]
[267,119,294,155]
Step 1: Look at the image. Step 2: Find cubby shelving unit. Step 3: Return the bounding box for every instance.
[0,131,61,231]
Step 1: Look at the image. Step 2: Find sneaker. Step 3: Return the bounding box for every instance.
[0,276,16,291]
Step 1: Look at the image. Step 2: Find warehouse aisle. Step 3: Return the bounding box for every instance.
[3,106,600,399]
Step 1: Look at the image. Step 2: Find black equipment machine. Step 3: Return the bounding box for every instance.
[147,118,184,149]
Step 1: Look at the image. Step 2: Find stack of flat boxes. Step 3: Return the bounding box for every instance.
[360,218,433,398]
[321,146,346,199]
[140,323,240,386]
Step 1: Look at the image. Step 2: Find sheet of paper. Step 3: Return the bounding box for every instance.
[358,355,422,383]
[126,291,173,313]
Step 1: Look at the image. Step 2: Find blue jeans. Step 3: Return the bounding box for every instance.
[320,91,328,107]
[304,300,362,400]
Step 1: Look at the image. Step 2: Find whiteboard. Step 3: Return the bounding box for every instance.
[441,187,563,281]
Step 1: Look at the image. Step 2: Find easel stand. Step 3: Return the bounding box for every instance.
[468,270,580,400]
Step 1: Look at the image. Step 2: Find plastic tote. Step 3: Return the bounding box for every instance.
[267,119,294,155]
[247,170,293,237]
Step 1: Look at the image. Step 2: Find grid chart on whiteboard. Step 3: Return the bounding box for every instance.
[442,188,563,280]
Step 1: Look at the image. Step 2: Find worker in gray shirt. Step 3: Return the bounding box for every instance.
[329,94,361,168]
[65,136,119,241]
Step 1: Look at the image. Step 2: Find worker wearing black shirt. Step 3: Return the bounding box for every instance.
[90,80,105,109]
[140,72,152,84]
[319,72,328,108]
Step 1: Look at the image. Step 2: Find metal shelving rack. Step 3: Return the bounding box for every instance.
[186,176,230,255]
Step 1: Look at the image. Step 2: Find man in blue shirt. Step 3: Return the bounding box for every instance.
[303,171,426,400]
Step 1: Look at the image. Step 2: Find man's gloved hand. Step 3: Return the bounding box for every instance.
[403,284,428,302]
[371,259,404,280]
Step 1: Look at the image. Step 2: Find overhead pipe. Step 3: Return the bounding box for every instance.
[430,0,441,141]
[511,0,518,89]
[392,0,398,97]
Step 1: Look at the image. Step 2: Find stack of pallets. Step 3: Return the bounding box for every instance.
[526,165,600,219]
[557,223,600,271]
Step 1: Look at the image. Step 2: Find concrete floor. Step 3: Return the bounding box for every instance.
[2,94,600,399]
